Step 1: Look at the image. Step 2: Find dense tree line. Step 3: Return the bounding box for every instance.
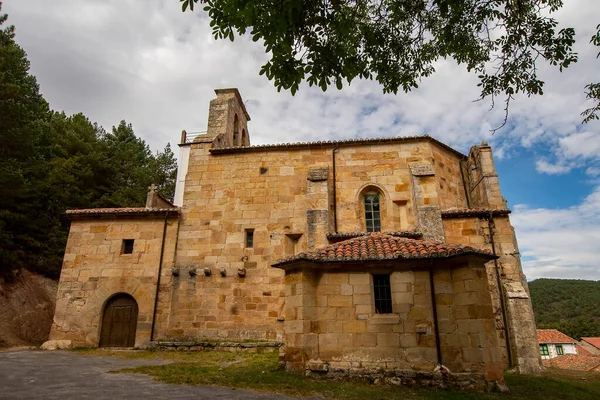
[529,279,600,340]
[0,4,176,280]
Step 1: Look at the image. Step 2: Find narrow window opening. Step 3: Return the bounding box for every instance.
[122,239,134,254]
[364,193,381,232]
[556,345,564,355]
[245,229,254,248]
[233,114,240,146]
[373,274,392,314]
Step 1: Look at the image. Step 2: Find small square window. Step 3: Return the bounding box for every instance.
[122,239,134,254]
[540,344,549,356]
[373,274,392,314]
[556,345,564,355]
[245,229,254,248]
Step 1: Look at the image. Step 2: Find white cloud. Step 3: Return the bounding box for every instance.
[512,185,600,280]
[4,0,600,280]
[559,131,600,159]
[535,159,575,175]
[5,0,598,155]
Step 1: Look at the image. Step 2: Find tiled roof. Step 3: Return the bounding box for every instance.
[582,338,600,349]
[537,329,577,344]
[577,344,593,356]
[273,233,495,267]
[209,135,466,158]
[326,231,423,241]
[543,354,600,372]
[441,208,511,219]
[66,207,179,219]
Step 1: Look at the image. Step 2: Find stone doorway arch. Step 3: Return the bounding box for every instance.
[99,293,138,347]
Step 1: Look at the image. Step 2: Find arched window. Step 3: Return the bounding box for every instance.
[364,193,381,232]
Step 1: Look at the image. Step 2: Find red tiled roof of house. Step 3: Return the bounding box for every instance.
[440,208,511,218]
[581,338,600,349]
[543,354,600,372]
[66,207,179,219]
[577,344,593,356]
[273,233,495,267]
[537,329,577,344]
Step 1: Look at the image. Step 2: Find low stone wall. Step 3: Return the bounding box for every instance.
[149,340,283,353]
[305,363,489,391]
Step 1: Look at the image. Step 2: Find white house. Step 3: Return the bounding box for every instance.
[537,329,578,359]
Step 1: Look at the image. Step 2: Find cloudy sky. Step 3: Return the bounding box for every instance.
[4,0,600,281]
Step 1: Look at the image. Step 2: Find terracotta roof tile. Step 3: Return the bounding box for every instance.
[326,231,422,241]
[66,207,179,219]
[577,344,593,356]
[581,338,600,349]
[543,354,600,372]
[441,208,511,218]
[537,329,577,344]
[273,233,495,267]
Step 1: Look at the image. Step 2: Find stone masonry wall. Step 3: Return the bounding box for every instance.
[168,140,449,341]
[49,217,179,347]
[282,263,503,382]
[446,142,542,374]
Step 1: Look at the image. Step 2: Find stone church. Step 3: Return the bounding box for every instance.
[47,88,541,387]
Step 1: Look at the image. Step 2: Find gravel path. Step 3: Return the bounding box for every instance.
[0,349,300,400]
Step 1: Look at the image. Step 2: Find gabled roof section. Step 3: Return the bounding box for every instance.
[66,207,179,220]
[210,134,466,158]
[537,329,577,344]
[581,337,600,349]
[576,344,593,356]
[273,233,495,268]
[542,354,600,371]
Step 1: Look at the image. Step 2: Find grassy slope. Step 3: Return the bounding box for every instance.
[77,350,600,400]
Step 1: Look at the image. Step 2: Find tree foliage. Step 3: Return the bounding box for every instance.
[529,279,600,340]
[181,0,577,104]
[0,4,177,280]
[581,24,600,123]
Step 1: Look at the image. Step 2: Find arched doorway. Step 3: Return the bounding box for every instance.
[99,293,138,347]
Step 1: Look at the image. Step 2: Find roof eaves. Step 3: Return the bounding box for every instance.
[209,135,466,158]
[326,231,423,240]
[272,249,496,268]
[65,207,180,220]
[441,208,511,219]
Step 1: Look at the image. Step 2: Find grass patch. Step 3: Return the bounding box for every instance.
[74,347,237,362]
[80,350,600,400]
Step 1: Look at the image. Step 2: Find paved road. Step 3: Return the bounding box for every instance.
[0,349,299,400]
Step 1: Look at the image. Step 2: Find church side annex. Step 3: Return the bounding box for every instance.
[46,88,541,388]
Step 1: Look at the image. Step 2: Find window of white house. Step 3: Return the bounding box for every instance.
[540,344,550,356]
[373,274,392,313]
[556,345,564,355]
[364,193,381,232]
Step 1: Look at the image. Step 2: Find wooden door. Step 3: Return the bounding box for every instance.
[99,294,138,347]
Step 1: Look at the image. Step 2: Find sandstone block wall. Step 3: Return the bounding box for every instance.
[49,217,179,347]
[169,139,466,341]
[282,262,503,382]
